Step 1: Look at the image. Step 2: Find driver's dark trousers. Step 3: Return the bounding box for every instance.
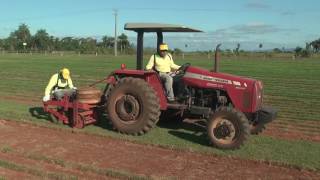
[159,72,174,101]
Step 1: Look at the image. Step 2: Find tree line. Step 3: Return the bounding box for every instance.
[293,39,320,58]
[0,24,133,54]
[1,24,320,57]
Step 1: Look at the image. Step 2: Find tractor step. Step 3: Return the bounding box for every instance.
[167,103,187,110]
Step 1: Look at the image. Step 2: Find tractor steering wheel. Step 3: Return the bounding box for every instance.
[176,63,191,74]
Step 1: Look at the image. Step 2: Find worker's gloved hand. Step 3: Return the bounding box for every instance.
[42,95,51,102]
[72,87,77,90]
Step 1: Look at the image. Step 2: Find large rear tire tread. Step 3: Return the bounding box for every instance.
[207,107,250,150]
[106,77,160,135]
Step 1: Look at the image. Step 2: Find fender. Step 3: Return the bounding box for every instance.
[113,69,168,110]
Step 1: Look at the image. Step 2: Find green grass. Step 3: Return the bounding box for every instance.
[0,159,78,180]
[0,54,320,170]
[0,146,13,153]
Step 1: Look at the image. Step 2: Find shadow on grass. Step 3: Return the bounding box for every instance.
[29,106,52,122]
[28,107,210,147]
[96,112,212,146]
[158,118,210,146]
[94,113,114,130]
[168,130,209,146]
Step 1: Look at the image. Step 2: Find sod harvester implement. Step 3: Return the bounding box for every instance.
[43,23,277,150]
[43,88,103,128]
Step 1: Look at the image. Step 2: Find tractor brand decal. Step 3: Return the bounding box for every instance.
[233,81,241,86]
[235,86,246,90]
[184,72,232,85]
[206,83,224,88]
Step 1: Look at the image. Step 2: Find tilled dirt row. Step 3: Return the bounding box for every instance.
[0,120,319,180]
[262,117,320,142]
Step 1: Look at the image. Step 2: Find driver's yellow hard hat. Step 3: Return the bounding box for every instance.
[159,43,169,51]
[60,68,70,80]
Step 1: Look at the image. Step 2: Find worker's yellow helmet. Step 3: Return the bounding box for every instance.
[159,43,169,51]
[60,68,70,80]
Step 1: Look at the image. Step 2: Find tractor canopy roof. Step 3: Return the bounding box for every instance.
[124,23,203,33]
[124,23,202,70]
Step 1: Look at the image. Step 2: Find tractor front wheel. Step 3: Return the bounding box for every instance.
[207,107,250,150]
[106,77,160,135]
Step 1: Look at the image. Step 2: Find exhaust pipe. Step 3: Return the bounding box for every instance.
[214,44,221,73]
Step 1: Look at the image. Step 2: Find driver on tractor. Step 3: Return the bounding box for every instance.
[146,43,180,102]
[43,68,76,102]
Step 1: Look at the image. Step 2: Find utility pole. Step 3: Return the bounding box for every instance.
[113,9,118,56]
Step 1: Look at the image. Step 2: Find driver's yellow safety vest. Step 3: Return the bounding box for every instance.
[145,53,180,73]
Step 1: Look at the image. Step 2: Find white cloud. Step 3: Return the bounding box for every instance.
[245,0,271,9]
[127,23,302,51]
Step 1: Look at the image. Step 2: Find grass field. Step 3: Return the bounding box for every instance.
[0,53,319,170]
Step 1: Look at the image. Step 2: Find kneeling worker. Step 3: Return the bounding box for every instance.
[43,68,76,102]
[145,43,180,102]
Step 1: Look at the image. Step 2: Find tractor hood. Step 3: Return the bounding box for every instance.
[184,66,257,89]
[183,66,263,113]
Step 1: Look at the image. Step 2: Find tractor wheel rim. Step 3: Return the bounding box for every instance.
[211,117,236,144]
[115,94,140,122]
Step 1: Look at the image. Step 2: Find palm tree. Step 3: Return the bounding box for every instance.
[102,36,114,48]
[33,29,50,51]
[235,43,240,56]
[15,24,32,51]
[118,33,130,53]
[310,39,320,53]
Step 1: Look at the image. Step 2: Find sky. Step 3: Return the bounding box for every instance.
[0,0,319,51]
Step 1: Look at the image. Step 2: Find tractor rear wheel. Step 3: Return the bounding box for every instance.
[106,77,160,135]
[207,107,250,150]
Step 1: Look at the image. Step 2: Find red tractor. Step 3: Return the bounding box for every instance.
[44,23,277,150]
[103,23,277,150]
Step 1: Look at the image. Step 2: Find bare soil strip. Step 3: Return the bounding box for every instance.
[0,120,319,180]
[263,122,320,142]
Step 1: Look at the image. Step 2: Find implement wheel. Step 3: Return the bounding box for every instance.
[207,107,250,150]
[106,77,160,135]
